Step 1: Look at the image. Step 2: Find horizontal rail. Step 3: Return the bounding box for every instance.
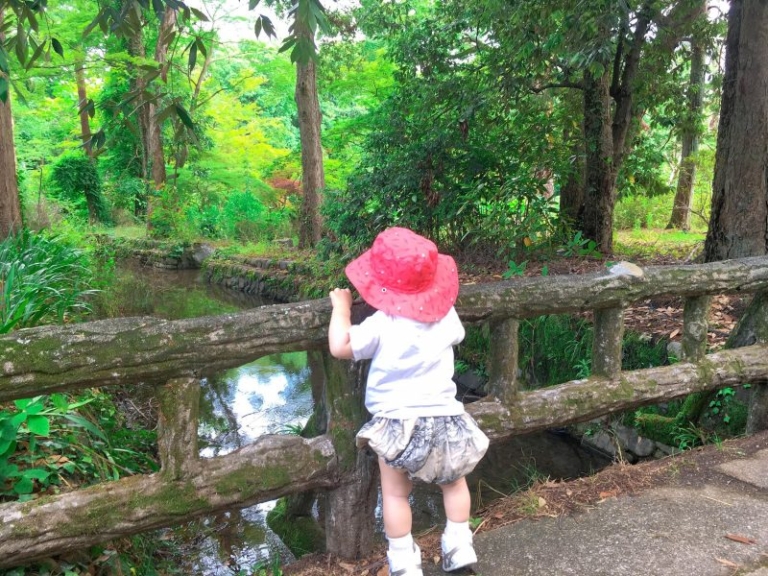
[0,435,337,568]
[2,342,767,566]
[470,343,768,439]
[2,256,768,402]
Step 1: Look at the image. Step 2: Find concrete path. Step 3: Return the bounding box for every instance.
[422,432,768,576]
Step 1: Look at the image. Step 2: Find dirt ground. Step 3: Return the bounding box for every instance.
[283,432,768,576]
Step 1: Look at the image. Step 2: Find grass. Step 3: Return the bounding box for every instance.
[614,228,706,260]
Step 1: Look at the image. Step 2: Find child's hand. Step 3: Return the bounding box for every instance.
[329,288,353,312]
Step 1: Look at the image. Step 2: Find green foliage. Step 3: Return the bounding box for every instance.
[221,190,292,242]
[266,497,324,558]
[519,315,594,388]
[614,193,676,231]
[502,260,527,279]
[561,231,601,258]
[0,230,96,333]
[246,557,283,576]
[0,391,156,502]
[50,153,111,224]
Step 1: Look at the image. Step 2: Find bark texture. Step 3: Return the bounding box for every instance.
[0,7,22,240]
[668,40,704,230]
[470,343,768,441]
[294,21,325,248]
[0,434,337,568]
[705,0,768,261]
[75,61,93,158]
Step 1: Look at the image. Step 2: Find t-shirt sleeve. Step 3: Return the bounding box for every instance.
[447,307,465,346]
[349,312,384,360]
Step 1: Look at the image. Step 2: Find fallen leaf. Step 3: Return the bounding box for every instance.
[376,565,388,576]
[493,512,504,519]
[538,497,547,508]
[432,554,440,565]
[725,534,756,545]
[715,558,741,568]
[599,490,618,499]
[339,561,356,573]
[669,328,680,339]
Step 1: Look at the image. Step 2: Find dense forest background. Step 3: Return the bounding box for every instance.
[3,0,762,265]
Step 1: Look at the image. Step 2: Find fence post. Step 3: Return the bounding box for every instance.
[487,319,519,403]
[323,355,379,559]
[682,296,710,362]
[728,290,768,433]
[592,308,624,378]
[156,376,201,480]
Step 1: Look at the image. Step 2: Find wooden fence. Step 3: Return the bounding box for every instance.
[1,256,768,568]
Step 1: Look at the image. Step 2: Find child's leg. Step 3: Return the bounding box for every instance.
[379,458,422,575]
[378,457,413,537]
[439,476,477,571]
[439,476,471,522]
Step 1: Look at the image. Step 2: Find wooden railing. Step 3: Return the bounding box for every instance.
[1,256,768,568]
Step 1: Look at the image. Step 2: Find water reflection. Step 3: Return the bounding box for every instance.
[199,354,313,458]
[104,264,311,573]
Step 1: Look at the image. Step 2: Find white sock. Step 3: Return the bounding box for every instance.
[388,533,415,552]
[445,519,471,537]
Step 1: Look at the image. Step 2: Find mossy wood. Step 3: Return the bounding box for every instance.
[470,343,768,440]
[0,435,337,568]
[3,256,768,401]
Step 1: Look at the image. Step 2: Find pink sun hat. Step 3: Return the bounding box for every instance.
[345,227,460,323]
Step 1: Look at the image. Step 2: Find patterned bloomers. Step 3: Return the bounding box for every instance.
[356,413,489,484]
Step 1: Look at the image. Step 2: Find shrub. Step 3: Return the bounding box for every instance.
[50,153,111,224]
[0,229,96,333]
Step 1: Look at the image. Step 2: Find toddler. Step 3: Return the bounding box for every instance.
[328,227,489,575]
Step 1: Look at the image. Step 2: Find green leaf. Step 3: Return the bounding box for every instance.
[13,476,34,495]
[26,415,50,437]
[0,77,8,105]
[23,468,50,481]
[62,414,107,442]
[187,40,197,72]
[174,103,194,129]
[189,7,209,21]
[0,47,8,74]
[51,37,64,58]
[255,15,276,39]
[249,0,261,9]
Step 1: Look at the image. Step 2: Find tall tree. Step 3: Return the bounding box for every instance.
[667,39,704,230]
[254,0,331,248]
[704,0,768,261]
[0,7,22,239]
[294,12,325,248]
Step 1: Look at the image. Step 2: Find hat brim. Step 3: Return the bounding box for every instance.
[345,250,459,323]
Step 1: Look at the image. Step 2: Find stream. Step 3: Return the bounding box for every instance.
[106,264,611,574]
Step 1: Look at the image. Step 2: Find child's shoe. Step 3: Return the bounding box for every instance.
[441,529,477,572]
[387,542,423,576]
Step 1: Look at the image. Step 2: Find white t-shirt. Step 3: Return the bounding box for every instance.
[349,307,466,419]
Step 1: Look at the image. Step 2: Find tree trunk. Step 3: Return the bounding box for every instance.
[129,30,151,218]
[580,68,615,254]
[578,1,700,253]
[668,41,704,230]
[0,8,23,240]
[559,124,584,224]
[704,0,768,261]
[294,21,325,249]
[148,8,175,191]
[75,61,93,158]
